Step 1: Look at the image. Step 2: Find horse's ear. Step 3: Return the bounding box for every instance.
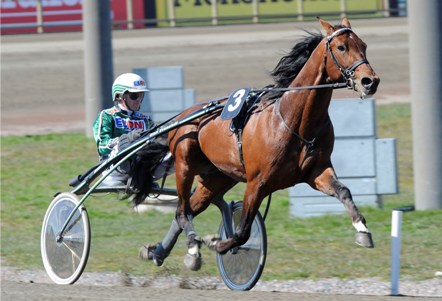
[341,17,352,29]
[317,17,334,36]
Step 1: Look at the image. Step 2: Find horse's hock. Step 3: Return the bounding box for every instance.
[289,99,398,218]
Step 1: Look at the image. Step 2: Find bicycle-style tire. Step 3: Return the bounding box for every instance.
[41,192,90,285]
[216,201,267,291]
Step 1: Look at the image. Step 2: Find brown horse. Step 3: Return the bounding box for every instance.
[140,17,379,269]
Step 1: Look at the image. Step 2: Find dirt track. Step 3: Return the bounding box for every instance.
[1,17,421,301]
[2,280,438,301]
[1,17,409,136]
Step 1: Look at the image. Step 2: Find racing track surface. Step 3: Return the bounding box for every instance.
[1,280,434,301]
[1,17,421,301]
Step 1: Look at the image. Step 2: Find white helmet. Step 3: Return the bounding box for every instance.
[112,73,149,102]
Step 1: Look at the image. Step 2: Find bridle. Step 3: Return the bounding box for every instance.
[251,27,369,94]
[269,27,369,157]
[325,27,369,90]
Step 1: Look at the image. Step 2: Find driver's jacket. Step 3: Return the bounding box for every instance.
[93,106,155,159]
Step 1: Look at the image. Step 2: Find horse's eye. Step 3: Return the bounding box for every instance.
[337,45,346,52]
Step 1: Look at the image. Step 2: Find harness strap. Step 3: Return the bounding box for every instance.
[237,129,244,165]
[275,98,332,169]
[275,98,316,148]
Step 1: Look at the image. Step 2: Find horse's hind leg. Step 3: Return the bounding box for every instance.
[311,166,374,248]
[138,184,211,269]
[180,174,238,270]
[139,153,198,268]
[139,185,203,269]
[139,218,182,266]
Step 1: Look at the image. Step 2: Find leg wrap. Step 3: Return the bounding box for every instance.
[156,218,182,259]
[183,216,199,248]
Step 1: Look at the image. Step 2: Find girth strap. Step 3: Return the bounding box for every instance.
[229,91,264,166]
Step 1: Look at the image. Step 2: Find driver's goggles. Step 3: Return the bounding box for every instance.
[128,92,144,100]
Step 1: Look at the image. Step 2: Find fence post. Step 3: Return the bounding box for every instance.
[211,0,218,25]
[36,0,43,33]
[126,0,134,29]
[383,0,390,17]
[340,0,347,18]
[168,0,176,27]
[252,0,259,23]
[297,0,304,21]
[83,0,114,137]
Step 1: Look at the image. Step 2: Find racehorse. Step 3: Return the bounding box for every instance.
[139,17,380,269]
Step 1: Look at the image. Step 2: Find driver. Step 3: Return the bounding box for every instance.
[93,73,155,187]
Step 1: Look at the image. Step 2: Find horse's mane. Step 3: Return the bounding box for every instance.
[266,31,324,99]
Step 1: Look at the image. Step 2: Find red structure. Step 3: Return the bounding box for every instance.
[0,0,147,34]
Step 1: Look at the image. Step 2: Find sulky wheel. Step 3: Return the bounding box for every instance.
[41,192,90,285]
[216,201,267,291]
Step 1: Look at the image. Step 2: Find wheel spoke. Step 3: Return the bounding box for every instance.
[62,241,82,261]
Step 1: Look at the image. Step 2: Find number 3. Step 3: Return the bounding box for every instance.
[228,89,246,112]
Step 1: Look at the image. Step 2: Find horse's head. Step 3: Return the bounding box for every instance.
[319,17,380,99]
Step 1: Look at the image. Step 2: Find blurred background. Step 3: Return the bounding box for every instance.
[1,0,409,135]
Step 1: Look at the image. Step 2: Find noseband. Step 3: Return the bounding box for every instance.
[325,27,369,89]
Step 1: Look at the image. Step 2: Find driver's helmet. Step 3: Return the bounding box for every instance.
[112,73,149,102]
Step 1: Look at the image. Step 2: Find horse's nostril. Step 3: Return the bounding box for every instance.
[361,77,373,89]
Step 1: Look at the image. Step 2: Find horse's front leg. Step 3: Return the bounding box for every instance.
[311,166,374,248]
[215,181,264,254]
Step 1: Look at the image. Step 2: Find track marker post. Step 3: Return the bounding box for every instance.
[390,206,414,296]
[390,209,402,295]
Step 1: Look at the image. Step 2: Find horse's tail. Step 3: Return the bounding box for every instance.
[130,133,170,206]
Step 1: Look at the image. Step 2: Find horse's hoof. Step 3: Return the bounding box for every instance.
[184,253,202,271]
[139,244,163,266]
[355,232,374,248]
[214,237,236,255]
[202,234,220,251]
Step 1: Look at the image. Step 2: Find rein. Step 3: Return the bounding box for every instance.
[252,82,348,94]
[260,82,347,153]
